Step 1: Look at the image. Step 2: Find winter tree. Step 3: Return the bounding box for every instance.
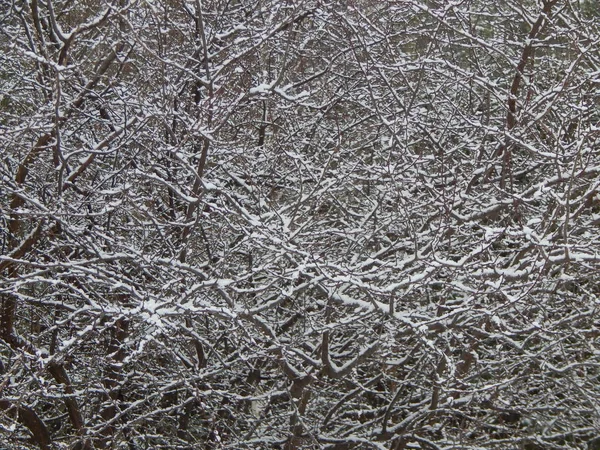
[1,0,600,448]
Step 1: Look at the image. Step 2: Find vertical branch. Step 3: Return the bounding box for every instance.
[178,2,214,263]
[178,137,210,263]
[97,315,129,448]
[500,0,558,189]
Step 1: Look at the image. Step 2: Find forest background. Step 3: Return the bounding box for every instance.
[1,0,600,448]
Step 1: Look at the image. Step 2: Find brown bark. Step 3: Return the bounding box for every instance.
[178,137,211,263]
[0,400,52,450]
[0,318,87,439]
[96,316,130,448]
[47,363,86,435]
[499,0,558,188]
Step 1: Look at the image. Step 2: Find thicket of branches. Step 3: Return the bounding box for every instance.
[1,0,600,448]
